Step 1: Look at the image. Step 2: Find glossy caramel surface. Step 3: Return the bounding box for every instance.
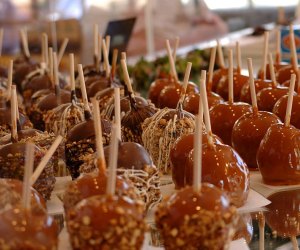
[276,65,298,84]
[216,73,249,101]
[266,189,300,237]
[257,124,300,185]
[186,143,250,207]
[273,95,300,129]
[232,111,281,169]
[210,102,252,145]
[148,78,175,106]
[256,86,290,112]
[0,206,58,249]
[240,79,273,104]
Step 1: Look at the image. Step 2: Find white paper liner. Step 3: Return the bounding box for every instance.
[58,227,249,250]
[250,172,300,197]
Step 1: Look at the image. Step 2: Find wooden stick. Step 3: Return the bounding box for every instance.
[236,41,242,73]
[247,58,258,115]
[57,38,69,66]
[106,125,119,196]
[0,29,3,57]
[228,49,234,103]
[166,39,178,82]
[53,52,61,105]
[268,53,278,88]
[120,59,134,96]
[114,88,121,141]
[92,98,106,172]
[105,35,111,59]
[121,52,126,61]
[93,24,99,61]
[10,85,18,142]
[177,62,192,107]
[291,236,299,250]
[98,35,102,64]
[172,36,180,63]
[48,47,53,83]
[217,40,225,69]
[6,60,13,101]
[15,86,20,121]
[78,64,91,112]
[20,29,30,59]
[69,53,75,92]
[207,46,217,92]
[30,136,63,185]
[276,28,281,64]
[22,143,35,209]
[102,39,111,78]
[285,74,296,127]
[278,7,285,25]
[261,32,269,81]
[258,212,265,250]
[290,25,298,71]
[193,111,203,192]
[200,70,215,148]
[42,33,48,66]
[111,49,118,79]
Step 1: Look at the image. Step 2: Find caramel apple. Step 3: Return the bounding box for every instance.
[265,189,300,237]
[0,142,55,200]
[80,141,161,210]
[0,178,45,213]
[216,72,249,101]
[148,77,175,106]
[273,94,300,129]
[155,184,237,250]
[257,74,300,185]
[256,86,290,111]
[257,123,300,185]
[67,195,146,250]
[170,132,222,189]
[239,78,273,104]
[65,116,111,179]
[232,58,281,170]
[0,205,58,249]
[157,81,198,109]
[186,143,249,207]
[63,171,138,211]
[183,92,224,114]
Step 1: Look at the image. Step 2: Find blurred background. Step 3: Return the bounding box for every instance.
[0,0,299,63]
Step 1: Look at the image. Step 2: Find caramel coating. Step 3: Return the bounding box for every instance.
[216,73,249,101]
[0,178,46,213]
[63,171,138,211]
[170,133,222,189]
[276,65,298,84]
[13,60,38,91]
[0,206,58,250]
[148,78,175,106]
[232,111,281,169]
[233,213,253,243]
[0,142,56,200]
[157,82,198,109]
[266,189,300,237]
[210,102,252,145]
[211,68,228,92]
[86,78,111,98]
[67,195,146,250]
[257,86,290,112]
[185,143,250,207]
[80,142,162,210]
[183,92,224,114]
[258,124,300,185]
[155,184,237,250]
[273,95,300,129]
[240,79,273,104]
[257,63,287,80]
